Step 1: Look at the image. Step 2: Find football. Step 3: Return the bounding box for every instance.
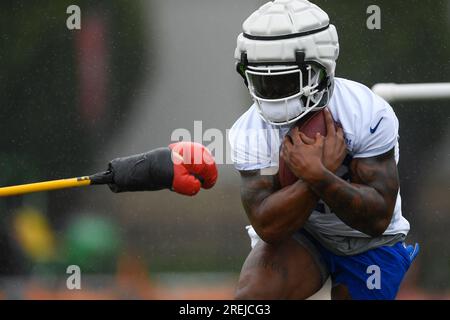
[278,109,336,188]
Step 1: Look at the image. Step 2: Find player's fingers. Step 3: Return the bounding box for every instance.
[336,127,347,150]
[290,127,303,145]
[281,137,293,161]
[281,144,293,165]
[299,132,315,145]
[315,133,325,148]
[336,126,345,142]
[324,108,336,136]
[281,144,288,161]
[336,126,344,137]
[283,135,293,149]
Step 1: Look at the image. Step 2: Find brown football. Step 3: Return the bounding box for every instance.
[278,109,336,188]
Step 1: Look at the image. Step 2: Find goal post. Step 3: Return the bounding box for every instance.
[372,83,450,103]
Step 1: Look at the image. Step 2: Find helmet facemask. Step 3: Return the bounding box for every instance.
[234,1,339,125]
[243,59,330,126]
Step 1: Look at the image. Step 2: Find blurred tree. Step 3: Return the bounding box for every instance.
[0,0,146,182]
[63,215,121,273]
[0,0,147,273]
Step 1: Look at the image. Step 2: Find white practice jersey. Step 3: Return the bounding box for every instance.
[229,77,410,238]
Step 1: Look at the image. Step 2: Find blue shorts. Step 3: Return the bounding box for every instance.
[295,230,420,300]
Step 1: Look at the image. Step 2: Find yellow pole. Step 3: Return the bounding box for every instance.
[0,177,92,197]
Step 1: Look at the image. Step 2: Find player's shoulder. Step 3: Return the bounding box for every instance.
[333,78,388,111]
[332,77,397,125]
[331,78,399,158]
[334,77,371,91]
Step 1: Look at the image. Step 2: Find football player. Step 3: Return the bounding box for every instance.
[229,0,419,300]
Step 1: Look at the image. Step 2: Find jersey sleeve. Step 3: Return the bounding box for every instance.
[352,101,399,159]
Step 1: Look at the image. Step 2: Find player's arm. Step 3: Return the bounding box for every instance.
[240,170,319,244]
[308,149,398,237]
[283,109,398,237]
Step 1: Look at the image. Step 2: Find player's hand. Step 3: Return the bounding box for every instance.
[298,108,347,174]
[322,108,347,173]
[281,127,325,183]
[169,142,218,196]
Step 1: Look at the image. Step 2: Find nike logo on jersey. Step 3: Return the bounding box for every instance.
[370,117,384,134]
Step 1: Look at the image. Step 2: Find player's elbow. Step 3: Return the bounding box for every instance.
[253,224,288,244]
[366,214,392,237]
[248,208,293,244]
[361,200,395,237]
[260,230,284,245]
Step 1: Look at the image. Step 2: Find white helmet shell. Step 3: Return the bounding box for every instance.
[235,0,339,78]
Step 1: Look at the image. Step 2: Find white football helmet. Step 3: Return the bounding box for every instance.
[235,0,339,126]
